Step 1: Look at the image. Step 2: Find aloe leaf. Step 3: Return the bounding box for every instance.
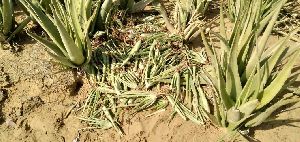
[245,96,300,127]
[78,117,112,129]
[0,6,3,24]
[184,23,196,36]
[238,99,259,116]
[226,42,243,100]
[258,50,300,109]
[256,0,286,56]
[219,101,227,127]
[227,113,253,131]
[47,51,77,68]
[158,2,176,33]
[68,0,85,43]
[237,1,256,50]
[119,76,138,89]
[236,69,256,107]
[82,36,93,67]
[185,70,191,102]
[83,8,98,38]
[247,59,262,102]
[260,36,290,64]
[258,43,289,91]
[175,71,181,100]
[90,0,101,33]
[202,106,220,126]
[167,95,188,121]
[52,0,66,23]
[185,25,199,41]
[212,93,222,126]
[243,0,287,80]
[122,90,159,96]
[211,32,230,50]
[173,2,180,31]
[200,28,215,64]
[180,101,204,125]
[2,0,13,35]
[27,32,64,57]
[122,40,142,66]
[52,9,85,65]
[203,28,234,109]
[85,0,92,19]
[7,17,31,41]
[218,66,235,110]
[20,0,64,51]
[98,0,112,30]
[102,106,124,135]
[196,76,210,113]
[135,96,157,112]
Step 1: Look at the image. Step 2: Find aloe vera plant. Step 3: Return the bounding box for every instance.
[227,0,282,22]
[0,0,30,42]
[157,0,210,43]
[19,0,100,67]
[202,0,300,136]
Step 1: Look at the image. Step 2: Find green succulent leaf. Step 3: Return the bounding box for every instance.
[245,95,300,127]
[2,0,13,35]
[258,50,300,109]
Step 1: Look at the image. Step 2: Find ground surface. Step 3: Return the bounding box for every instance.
[0,34,299,142]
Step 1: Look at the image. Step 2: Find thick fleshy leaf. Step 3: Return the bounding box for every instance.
[258,50,300,109]
[47,51,77,68]
[2,0,13,35]
[20,0,65,52]
[28,32,64,57]
[97,0,112,30]
[68,0,85,43]
[238,99,259,116]
[242,0,287,81]
[226,37,243,101]
[52,9,85,65]
[245,96,300,127]
[7,17,31,41]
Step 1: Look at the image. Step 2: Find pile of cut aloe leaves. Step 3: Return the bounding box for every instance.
[80,13,211,135]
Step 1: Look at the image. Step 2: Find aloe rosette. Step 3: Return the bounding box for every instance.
[20,0,95,67]
[201,0,300,135]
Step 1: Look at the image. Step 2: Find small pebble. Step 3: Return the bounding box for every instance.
[5,118,16,128]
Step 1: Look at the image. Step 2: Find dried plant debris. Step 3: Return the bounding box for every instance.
[81,26,211,133]
[275,0,300,36]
